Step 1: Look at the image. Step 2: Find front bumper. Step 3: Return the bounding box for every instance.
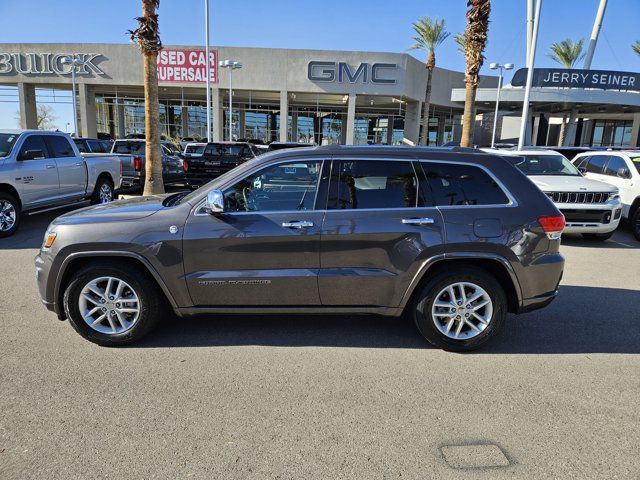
[555,199,622,234]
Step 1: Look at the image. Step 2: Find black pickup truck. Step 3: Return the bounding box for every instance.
[185,142,256,187]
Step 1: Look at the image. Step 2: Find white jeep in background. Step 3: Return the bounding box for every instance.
[484,149,622,240]
[573,150,640,240]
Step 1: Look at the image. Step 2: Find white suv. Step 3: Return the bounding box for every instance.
[484,149,622,240]
[573,150,640,240]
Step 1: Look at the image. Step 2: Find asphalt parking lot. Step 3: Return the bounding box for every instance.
[1,207,639,479]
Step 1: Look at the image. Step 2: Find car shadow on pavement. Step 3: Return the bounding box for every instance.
[135,285,640,354]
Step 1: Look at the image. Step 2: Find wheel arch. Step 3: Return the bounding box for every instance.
[629,196,640,220]
[0,183,22,208]
[400,254,522,314]
[54,251,179,319]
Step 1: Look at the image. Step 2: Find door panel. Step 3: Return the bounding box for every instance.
[14,135,60,207]
[319,208,445,306]
[318,159,445,307]
[47,135,87,198]
[182,158,327,307]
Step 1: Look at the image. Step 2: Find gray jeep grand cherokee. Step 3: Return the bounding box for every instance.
[35,146,565,351]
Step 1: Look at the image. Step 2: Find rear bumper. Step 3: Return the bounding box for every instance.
[516,252,564,314]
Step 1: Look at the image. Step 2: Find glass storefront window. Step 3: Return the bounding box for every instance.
[591,120,634,147]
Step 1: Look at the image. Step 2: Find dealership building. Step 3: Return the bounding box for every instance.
[0,43,639,147]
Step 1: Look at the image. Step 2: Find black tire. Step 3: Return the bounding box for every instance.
[90,177,115,205]
[63,262,162,346]
[0,192,21,238]
[632,208,640,241]
[581,231,614,241]
[412,267,507,352]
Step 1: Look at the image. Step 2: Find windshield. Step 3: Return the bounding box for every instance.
[0,133,18,157]
[631,156,640,174]
[508,154,581,176]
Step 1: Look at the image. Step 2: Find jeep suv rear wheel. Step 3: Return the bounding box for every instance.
[63,263,161,346]
[412,268,507,352]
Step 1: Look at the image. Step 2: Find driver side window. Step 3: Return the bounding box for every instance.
[223,160,322,213]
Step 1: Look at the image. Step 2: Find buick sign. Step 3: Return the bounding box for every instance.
[0,53,107,76]
[308,61,397,84]
[511,68,640,92]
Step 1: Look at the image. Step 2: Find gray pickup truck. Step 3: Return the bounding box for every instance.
[0,130,122,237]
[111,139,186,190]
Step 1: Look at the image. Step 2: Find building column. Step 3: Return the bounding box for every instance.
[345,93,357,145]
[386,116,394,145]
[279,90,288,142]
[17,82,38,129]
[78,83,97,138]
[115,102,126,138]
[181,106,189,137]
[630,113,640,147]
[212,88,223,142]
[291,111,298,142]
[238,105,246,139]
[402,100,421,145]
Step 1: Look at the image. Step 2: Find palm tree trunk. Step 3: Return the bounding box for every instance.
[460,81,477,147]
[418,68,433,146]
[557,114,567,146]
[141,2,164,196]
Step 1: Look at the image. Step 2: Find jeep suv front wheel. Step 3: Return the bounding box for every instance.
[63,262,161,346]
[412,268,507,352]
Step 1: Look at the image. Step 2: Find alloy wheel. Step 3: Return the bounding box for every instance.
[78,276,141,334]
[99,183,113,203]
[0,200,16,232]
[431,282,493,340]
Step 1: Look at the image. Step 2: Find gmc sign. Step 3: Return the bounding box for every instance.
[307,61,398,84]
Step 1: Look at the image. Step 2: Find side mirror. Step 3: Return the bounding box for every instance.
[203,189,224,214]
[578,166,587,174]
[19,149,45,161]
[617,167,631,179]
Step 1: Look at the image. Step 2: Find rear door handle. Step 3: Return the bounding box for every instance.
[75,162,82,166]
[402,217,435,225]
[282,220,314,229]
[45,164,56,169]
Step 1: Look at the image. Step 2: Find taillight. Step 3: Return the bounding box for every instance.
[133,156,142,172]
[182,158,188,173]
[538,215,565,239]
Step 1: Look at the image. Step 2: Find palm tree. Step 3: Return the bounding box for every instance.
[409,17,450,146]
[460,0,491,148]
[548,39,585,68]
[548,39,584,145]
[129,0,164,195]
[632,41,640,56]
[454,32,466,55]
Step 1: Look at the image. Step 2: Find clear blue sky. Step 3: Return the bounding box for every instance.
[1,0,639,130]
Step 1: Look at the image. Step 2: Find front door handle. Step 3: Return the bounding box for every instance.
[45,164,56,169]
[282,220,314,229]
[402,217,435,225]
[75,162,82,166]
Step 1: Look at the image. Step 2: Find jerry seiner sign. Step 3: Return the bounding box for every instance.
[157,49,218,83]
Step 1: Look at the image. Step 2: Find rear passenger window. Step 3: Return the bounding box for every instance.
[421,162,509,206]
[87,140,108,153]
[327,160,423,210]
[586,155,607,173]
[46,136,75,157]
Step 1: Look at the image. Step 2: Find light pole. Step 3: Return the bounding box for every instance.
[489,62,514,148]
[518,0,542,150]
[61,55,83,136]
[204,0,212,142]
[218,59,242,141]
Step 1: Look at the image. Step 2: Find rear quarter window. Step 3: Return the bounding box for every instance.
[421,162,510,206]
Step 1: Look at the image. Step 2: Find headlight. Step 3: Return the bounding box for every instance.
[42,231,57,249]
[609,192,620,201]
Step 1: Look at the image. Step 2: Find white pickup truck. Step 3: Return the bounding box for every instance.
[0,130,122,237]
[484,149,622,240]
